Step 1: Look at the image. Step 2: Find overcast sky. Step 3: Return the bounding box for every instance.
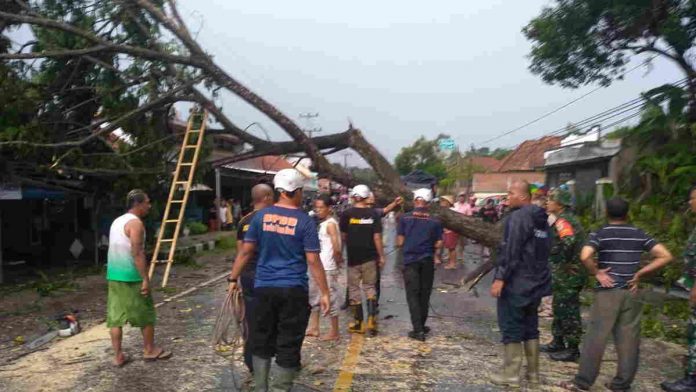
[181,1,680,164]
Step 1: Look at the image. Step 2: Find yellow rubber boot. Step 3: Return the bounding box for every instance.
[490,343,523,388]
[524,339,540,387]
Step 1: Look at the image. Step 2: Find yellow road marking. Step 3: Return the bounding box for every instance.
[333,334,365,391]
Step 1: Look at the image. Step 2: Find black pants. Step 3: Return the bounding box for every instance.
[497,294,541,344]
[240,274,255,373]
[251,287,310,369]
[403,259,435,333]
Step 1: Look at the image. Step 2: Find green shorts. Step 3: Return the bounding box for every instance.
[106,280,156,328]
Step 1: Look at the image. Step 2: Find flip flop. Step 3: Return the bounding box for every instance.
[144,348,173,362]
[114,354,131,368]
[559,381,587,391]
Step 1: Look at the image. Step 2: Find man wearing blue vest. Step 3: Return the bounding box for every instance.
[397,188,443,342]
[228,169,330,392]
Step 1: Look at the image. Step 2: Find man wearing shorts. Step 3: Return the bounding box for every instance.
[107,189,171,367]
[306,194,343,341]
[228,169,330,391]
[340,184,385,336]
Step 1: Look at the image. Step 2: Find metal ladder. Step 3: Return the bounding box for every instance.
[148,109,208,287]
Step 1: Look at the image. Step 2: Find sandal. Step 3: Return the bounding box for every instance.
[559,381,588,391]
[144,348,173,362]
[114,354,131,368]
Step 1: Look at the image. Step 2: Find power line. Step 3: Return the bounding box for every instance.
[536,77,688,139]
[492,77,688,152]
[474,55,658,146]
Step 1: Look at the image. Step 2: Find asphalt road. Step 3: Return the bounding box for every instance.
[0,221,686,391]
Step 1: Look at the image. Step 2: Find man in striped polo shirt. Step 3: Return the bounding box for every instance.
[563,197,672,392]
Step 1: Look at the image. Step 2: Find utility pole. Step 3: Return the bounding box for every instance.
[342,152,353,169]
[299,112,322,139]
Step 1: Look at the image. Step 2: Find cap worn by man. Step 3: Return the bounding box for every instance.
[274,168,306,192]
[413,188,433,203]
[351,184,371,199]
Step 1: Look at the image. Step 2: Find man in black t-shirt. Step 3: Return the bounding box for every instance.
[234,183,274,374]
[340,184,385,336]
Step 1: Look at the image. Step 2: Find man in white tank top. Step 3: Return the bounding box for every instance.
[106,189,171,367]
[306,194,343,341]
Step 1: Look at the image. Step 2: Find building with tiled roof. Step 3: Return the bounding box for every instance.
[497,136,562,172]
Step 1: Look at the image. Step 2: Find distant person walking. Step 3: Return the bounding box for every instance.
[397,188,443,342]
[233,199,242,228]
[439,195,459,270]
[562,197,673,392]
[107,189,171,367]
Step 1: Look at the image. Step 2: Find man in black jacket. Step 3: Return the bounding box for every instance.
[490,180,552,388]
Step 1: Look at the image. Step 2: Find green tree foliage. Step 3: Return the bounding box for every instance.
[523,0,696,114]
[0,0,203,195]
[394,134,449,179]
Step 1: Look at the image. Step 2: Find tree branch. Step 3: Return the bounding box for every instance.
[0,45,111,60]
[0,10,205,67]
[0,75,203,148]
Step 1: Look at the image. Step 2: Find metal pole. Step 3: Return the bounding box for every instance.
[93,197,98,266]
[342,152,352,169]
[215,168,221,231]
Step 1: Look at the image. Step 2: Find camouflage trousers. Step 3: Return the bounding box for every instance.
[551,279,583,347]
[688,308,696,375]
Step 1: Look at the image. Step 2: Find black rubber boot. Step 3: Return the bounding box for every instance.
[408,330,426,341]
[550,346,580,362]
[270,366,299,392]
[540,336,565,353]
[366,298,378,336]
[661,375,696,392]
[347,304,364,334]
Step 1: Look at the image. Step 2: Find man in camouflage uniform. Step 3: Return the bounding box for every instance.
[662,185,696,392]
[541,187,587,362]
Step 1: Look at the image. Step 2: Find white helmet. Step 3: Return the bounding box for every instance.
[273,169,305,192]
[413,188,433,203]
[351,184,370,199]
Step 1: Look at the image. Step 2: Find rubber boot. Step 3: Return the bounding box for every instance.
[366,298,378,336]
[550,344,580,362]
[540,336,565,353]
[490,343,523,388]
[270,366,299,392]
[252,355,271,392]
[347,304,364,334]
[524,339,540,387]
[661,375,696,392]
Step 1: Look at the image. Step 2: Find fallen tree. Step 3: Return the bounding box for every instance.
[1,0,501,252]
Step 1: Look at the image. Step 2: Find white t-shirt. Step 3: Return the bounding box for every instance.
[318,217,340,271]
[219,206,228,223]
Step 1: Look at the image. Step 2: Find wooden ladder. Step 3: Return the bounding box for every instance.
[148,109,208,287]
